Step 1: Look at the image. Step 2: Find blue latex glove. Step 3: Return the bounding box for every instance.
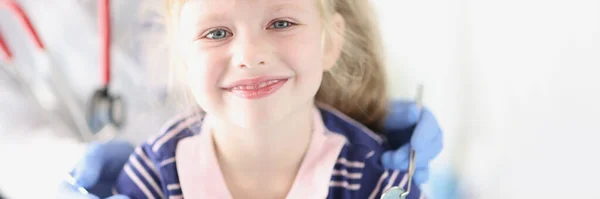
[381,100,444,184]
[67,140,134,199]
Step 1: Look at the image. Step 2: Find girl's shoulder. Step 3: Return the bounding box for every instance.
[144,110,205,161]
[316,102,388,153]
[114,110,205,198]
[317,103,423,199]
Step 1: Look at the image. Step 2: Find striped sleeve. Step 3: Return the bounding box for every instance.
[114,143,166,199]
[114,111,204,199]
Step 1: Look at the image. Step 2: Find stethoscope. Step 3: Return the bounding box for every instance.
[381,85,424,199]
[85,0,125,138]
[0,0,124,141]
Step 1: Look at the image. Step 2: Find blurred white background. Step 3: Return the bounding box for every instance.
[375,0,600,198]
[1,0,599,198]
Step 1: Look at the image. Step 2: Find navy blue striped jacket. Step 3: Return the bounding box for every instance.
[113,104,423,199]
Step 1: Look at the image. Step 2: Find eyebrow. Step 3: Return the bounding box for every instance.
[196,13,229,25]
[268,3,305,14]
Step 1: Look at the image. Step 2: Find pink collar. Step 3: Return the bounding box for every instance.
[175,107,347,198]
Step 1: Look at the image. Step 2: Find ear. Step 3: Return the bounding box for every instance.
[323,13,345,71]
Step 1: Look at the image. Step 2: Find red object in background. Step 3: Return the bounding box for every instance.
[0,0,46,62]
[0,0,45,50]
[99,0,110,87]
[86,0,125,135]
[0,0,111,88]
[0,32,12,61]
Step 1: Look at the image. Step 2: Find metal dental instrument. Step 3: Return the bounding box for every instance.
[65,174,90,195]
[381,84,424,199]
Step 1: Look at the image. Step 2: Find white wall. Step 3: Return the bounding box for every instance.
[461,0,600,198]
[376,0,600,198]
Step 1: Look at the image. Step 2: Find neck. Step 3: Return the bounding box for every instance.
[209,102,314,175]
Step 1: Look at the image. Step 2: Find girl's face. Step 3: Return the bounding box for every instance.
[178,0,342,128]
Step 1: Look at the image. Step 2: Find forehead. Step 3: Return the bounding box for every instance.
[181,0,317,15]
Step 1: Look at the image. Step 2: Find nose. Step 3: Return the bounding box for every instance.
[231,32,272,69]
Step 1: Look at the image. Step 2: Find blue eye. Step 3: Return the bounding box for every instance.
[270,20,292,29]
[206,29,229,39]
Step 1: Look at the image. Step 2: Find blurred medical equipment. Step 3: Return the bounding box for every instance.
[0,0,95,141]
[0,0,128,142]
[381,85,423,199]
[0,31,25,89]
[86,0,125,138]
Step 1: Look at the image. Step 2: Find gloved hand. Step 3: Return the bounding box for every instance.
[66,140,134,199]
[381,100,444,184]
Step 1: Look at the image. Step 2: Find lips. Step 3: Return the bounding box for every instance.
[223,76,289,99]
[226,79,284,91]
[223,76,289,90]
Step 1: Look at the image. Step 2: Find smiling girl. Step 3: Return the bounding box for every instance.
[113,0,424,198]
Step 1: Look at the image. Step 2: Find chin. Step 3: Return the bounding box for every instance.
[226,110,281,129]
[221,96,289,129]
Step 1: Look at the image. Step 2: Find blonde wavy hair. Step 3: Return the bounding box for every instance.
[165,0,388,132]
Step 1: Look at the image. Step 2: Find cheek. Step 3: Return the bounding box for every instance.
[278,30,325,89]
[183,47,228,104]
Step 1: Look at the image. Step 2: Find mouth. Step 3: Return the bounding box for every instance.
[223,76,290,99]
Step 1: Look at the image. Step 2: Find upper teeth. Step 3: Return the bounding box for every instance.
[232,80,280,90]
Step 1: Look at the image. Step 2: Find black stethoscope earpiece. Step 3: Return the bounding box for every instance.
[86,87,125,134]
